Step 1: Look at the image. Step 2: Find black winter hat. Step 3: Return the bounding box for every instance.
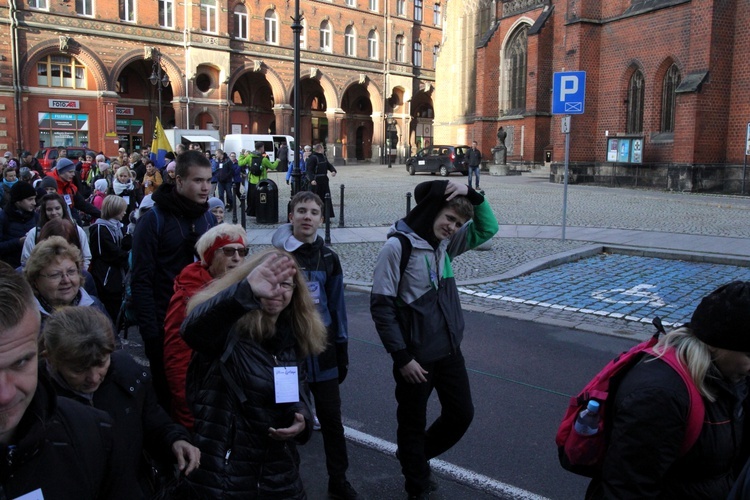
[690,281,750,352]
[10,181,37,205]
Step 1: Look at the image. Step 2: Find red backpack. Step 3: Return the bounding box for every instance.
[555,318,705,477]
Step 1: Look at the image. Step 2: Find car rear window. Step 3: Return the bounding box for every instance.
[454,147,467,156]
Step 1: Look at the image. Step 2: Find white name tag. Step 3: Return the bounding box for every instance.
[274,366,299,403]
[123,196,130,205]
[63,194,72,207]
[14,489,44,500]
[307,281,321,305]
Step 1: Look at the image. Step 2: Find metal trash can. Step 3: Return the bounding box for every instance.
[255,179,279,224]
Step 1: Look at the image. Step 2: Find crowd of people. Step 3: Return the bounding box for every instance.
[1,142,749,500]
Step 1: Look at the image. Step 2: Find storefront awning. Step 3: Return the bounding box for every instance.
[182,135,220,142]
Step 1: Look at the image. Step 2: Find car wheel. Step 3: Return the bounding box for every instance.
[439,165,449,177]
[409,165,416,176]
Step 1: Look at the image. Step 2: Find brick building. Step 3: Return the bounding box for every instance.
[435,0,750,192]
[0,0,442,162]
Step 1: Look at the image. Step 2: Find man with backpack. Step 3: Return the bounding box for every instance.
[239,142,278,219]
[370,180,498,500]
[271,191,359,500]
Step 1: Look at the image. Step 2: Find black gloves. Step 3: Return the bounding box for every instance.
[336,342,349,384]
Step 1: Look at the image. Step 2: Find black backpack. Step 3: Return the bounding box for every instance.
[249,155,263,177]
[218,159,233,183]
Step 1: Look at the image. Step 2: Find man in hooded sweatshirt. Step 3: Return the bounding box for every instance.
[131,150,216,411]
[271,191,358,500]
[370,179,498,500]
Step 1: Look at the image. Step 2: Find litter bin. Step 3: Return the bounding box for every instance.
[255,179,279,224]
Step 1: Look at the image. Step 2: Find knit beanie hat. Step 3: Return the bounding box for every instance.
[94,179,109,193]
[208,197,225,210]
[690,281,750,352]
[55,158,75,174]
[10,181,37,205]
[40,176,58,191]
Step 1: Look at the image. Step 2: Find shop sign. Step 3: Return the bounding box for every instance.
[116,107,135,116]
[48,99,80,109]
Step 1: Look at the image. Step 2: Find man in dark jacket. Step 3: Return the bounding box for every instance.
[466,141,482,190]
[0,182,38,268]
[370,180,498,500]
[132,150,216,410]
[20,151,44,178]
[271,191,358,500]
[306,143,337,218]
[0,263,127,499]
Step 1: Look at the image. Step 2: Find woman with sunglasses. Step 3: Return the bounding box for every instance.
[163,223,249,429]
[178,249,327,499]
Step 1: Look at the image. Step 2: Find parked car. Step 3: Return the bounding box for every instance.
[405,145,469,176]
[35,147,97,174]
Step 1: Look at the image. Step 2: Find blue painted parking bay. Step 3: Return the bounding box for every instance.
[459,254,750,327]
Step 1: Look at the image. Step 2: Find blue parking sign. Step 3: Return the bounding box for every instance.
[552,71,586,115]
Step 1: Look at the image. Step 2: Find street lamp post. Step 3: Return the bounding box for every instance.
[290,1,303,195]
[149,49,170,124]
[386,113,393,168]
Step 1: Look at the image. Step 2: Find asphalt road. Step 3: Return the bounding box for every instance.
[297,290,644,499]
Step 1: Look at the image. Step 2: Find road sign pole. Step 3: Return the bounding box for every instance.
[562,115,570,241]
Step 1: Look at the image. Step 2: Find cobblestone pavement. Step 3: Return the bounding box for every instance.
[252,166,750,339]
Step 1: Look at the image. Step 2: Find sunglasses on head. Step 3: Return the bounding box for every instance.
[220,246,250,257]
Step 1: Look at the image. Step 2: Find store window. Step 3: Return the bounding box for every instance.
[38,113,89,149]
[37,55,87,89]
[116,118,145,154]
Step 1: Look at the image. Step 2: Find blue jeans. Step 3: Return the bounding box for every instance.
[468,166,480,189]
[218,181,234,209]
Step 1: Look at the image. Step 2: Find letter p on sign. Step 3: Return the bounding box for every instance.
[560,76,578,100]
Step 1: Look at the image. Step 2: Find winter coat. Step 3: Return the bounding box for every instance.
[0,204,38,268]
[49,351,192,499]
[48,168,101,218]
[142,170,163,196]
[0,375,129,499]
[89,219,132,301]
[33,287,110,331]
[467,147,482,167]
[272,224,348,383]
[371,182,498,367]
[163,261,213,430]
[131,183,215,342]
[181,279,313,499]
[587,357,750,499]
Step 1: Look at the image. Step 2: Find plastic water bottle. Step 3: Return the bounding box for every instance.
[574,400,601,436]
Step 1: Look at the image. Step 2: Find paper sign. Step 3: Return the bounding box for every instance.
[274,366,299,403]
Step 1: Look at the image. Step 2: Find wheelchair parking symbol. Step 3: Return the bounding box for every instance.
[591,284,666,307]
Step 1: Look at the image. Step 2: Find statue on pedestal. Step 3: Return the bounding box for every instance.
[493,126,508,165]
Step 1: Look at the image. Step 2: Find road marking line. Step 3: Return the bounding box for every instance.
[344,427,550,500]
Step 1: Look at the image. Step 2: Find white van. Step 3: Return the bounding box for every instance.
[222,134,295,162]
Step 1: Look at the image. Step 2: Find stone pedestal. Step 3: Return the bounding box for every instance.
[492,146,507,165]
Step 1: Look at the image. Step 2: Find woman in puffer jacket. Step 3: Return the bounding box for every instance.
[587,281,750,499]
[179,249,327,499]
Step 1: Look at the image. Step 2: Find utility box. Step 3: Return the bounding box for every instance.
[256,179,279,224]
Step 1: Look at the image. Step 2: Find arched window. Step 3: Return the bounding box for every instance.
[234,5,248,40]
[661,64,680,133]
[37,54,87,89]
[395,35,405,63]
[504,26,528,113]
[320,20,332,52]
[368,30,379,60]
[265,10,278,44]
[345,26,357,57]
[627,70,645,133]
[413,41,422,67]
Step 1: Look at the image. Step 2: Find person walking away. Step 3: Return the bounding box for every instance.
[370,179,499,500]
[89,195,132,322]
[0,182,38,268]
[272,191,359,499]
[179,250,327,499]
[239,142,279,219]
[306,144,337,218]
[466,141,482,190]
[586,281,750,499]
[215,149,235,211]
[131,150,216,411]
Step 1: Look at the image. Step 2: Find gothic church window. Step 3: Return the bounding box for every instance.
[627,70,645,134]
[661,64,680,133]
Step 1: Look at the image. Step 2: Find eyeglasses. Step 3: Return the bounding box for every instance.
[39,268,79,282]
[279,282,296,291]
[220,247,250,257]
